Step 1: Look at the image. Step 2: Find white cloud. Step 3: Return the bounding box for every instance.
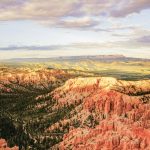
[0,0,149,28]
[0,0,149,57]
[110,0,150,17]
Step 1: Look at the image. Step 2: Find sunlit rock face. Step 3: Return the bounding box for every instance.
[0,68,72,93]
[1,67,150,149]
[0,139,18,150]
[51,77,150,150]
[0,68,74,149]
[0,68,70,85]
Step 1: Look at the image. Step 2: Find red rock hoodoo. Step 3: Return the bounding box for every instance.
[51,77,150,150]
[0,139,18,150]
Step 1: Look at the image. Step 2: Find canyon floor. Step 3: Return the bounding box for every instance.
[0,60,150,150]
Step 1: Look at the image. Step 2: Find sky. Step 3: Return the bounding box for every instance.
[0,0,150,59]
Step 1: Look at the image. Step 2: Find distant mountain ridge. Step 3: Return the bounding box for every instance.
[1,55,150,62]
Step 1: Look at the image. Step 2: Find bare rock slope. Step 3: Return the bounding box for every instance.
[51,77,150,150]
[0,67,150,149]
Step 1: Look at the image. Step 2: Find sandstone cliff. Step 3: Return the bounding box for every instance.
[50,77,150,150]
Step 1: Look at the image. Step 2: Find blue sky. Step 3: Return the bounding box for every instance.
[0,0,150,59]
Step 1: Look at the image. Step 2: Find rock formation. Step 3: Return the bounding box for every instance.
[0,139,18,150]
[1,67,150,149]
[51,77,150,149]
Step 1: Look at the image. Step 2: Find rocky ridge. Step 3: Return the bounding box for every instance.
[50,77,150,149]
[0,67,150,149]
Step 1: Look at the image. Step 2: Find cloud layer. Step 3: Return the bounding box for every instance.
[0,0,150,28]
[0,0,149,59]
